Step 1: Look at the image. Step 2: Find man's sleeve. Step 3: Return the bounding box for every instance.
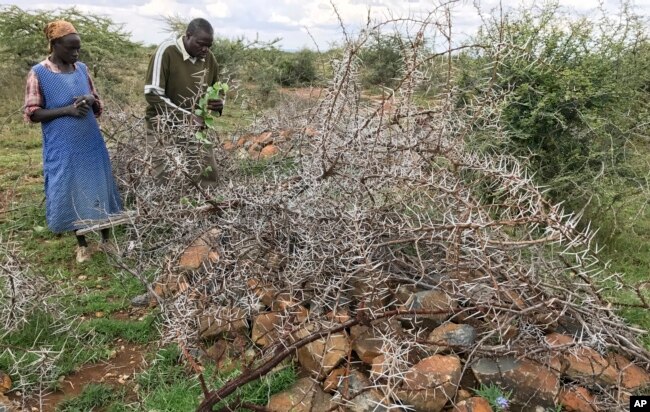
[144,41,192,119]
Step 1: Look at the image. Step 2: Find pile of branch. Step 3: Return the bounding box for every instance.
[105,10,649,411]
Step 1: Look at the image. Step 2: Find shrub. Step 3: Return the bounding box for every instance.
[276,49,318,86]
[359,32,404,87]
[459,2,649,208]
[0,5,139,75]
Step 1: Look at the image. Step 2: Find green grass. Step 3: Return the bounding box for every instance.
[57,383,128,412]
[134,345,298,411]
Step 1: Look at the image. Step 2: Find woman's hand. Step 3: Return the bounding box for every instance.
[70,95,94,117]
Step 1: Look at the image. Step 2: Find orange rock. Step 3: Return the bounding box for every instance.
[248,143,262,159]
[398,355,462,412]
[326,309,351,324]
[177,237,210,271]
[559,386,597,412]
[294,325,350,379]
[253,131,273,145]
[260,144,280,159]
[323,368,346,393]
[545,333,619,386]
[236,134,254,147]
[222,141,235,151]
[246,279,276,307]
[370,355,387,379]
[0,371,11,394]
[453,397,493,412]
[611,353,650,390]
[252,312,282,347]
[305,126,319,137]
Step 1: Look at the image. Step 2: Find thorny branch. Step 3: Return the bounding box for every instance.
[97,4,650,411]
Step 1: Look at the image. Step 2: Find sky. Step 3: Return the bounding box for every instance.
[5,0,650,50]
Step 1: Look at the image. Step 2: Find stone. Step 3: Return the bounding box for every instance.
[351,279,391,312]
[247,279,276,307]
[559,386,597,412]
[326,309,351,324]
[453,397,493,412]
[252,312,282,347]
[260,144,280,159]
[273,297,309,323]
[253,131,274,145]
[427,323,477,349]
[396,355,462,412]
[312,387,343,412]
[344,370,397,412]
[0,371,10,394]
[611,353,650,390]
[0,393,18,412]
[400,290,458,325]
[323,368,346,393]
[456,389,473,403]
[197,307,248,340]
[370,355,387,380]
[471,357,560,409]
[294,324,350,379]
[545,333,619,386]
[222,141,235,151]
[350,325,385,365]
[130,292,151,307]
[393,284,418,305]
[304,126,319,137]
[177,236,210,271]
[267,377,316,412]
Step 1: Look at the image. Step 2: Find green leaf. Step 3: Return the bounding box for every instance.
[195,131,205,141]
[204,117,215,129]
[195,109,204,116]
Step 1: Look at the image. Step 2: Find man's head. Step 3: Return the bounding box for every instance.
[184,18,214,59]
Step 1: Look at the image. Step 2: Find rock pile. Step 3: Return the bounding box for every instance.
[152,240,650,411]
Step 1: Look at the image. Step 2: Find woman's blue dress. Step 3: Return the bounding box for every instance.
[33,62,122,233]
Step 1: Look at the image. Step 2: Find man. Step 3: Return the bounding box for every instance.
[144,18,224,183]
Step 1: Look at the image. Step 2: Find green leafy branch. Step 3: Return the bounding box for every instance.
[194,81,229,144]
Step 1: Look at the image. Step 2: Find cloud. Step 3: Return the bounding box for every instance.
[6,0,650,50]
[205,1,231,18]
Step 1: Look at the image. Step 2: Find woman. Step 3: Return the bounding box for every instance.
[24,20,122,263]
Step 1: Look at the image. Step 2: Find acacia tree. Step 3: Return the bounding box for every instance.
[0,5,139,75]
[458,2,650,211]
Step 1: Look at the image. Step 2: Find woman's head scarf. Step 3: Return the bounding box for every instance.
[44,20,77,52]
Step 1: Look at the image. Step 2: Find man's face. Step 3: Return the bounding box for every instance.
[53,33,81,64]
[185,29,213,59]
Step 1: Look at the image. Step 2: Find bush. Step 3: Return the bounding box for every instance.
[459,2,649,208]
[276,49,318,86]
[0,5,139,75]
[359,33,404,87]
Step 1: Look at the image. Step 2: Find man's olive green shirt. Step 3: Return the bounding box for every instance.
[144,36,219,128]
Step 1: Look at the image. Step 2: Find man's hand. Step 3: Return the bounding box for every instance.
[207,99,224,116]
[191,114,205,127]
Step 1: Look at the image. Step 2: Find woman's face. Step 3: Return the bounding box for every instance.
[52,33,81,64]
